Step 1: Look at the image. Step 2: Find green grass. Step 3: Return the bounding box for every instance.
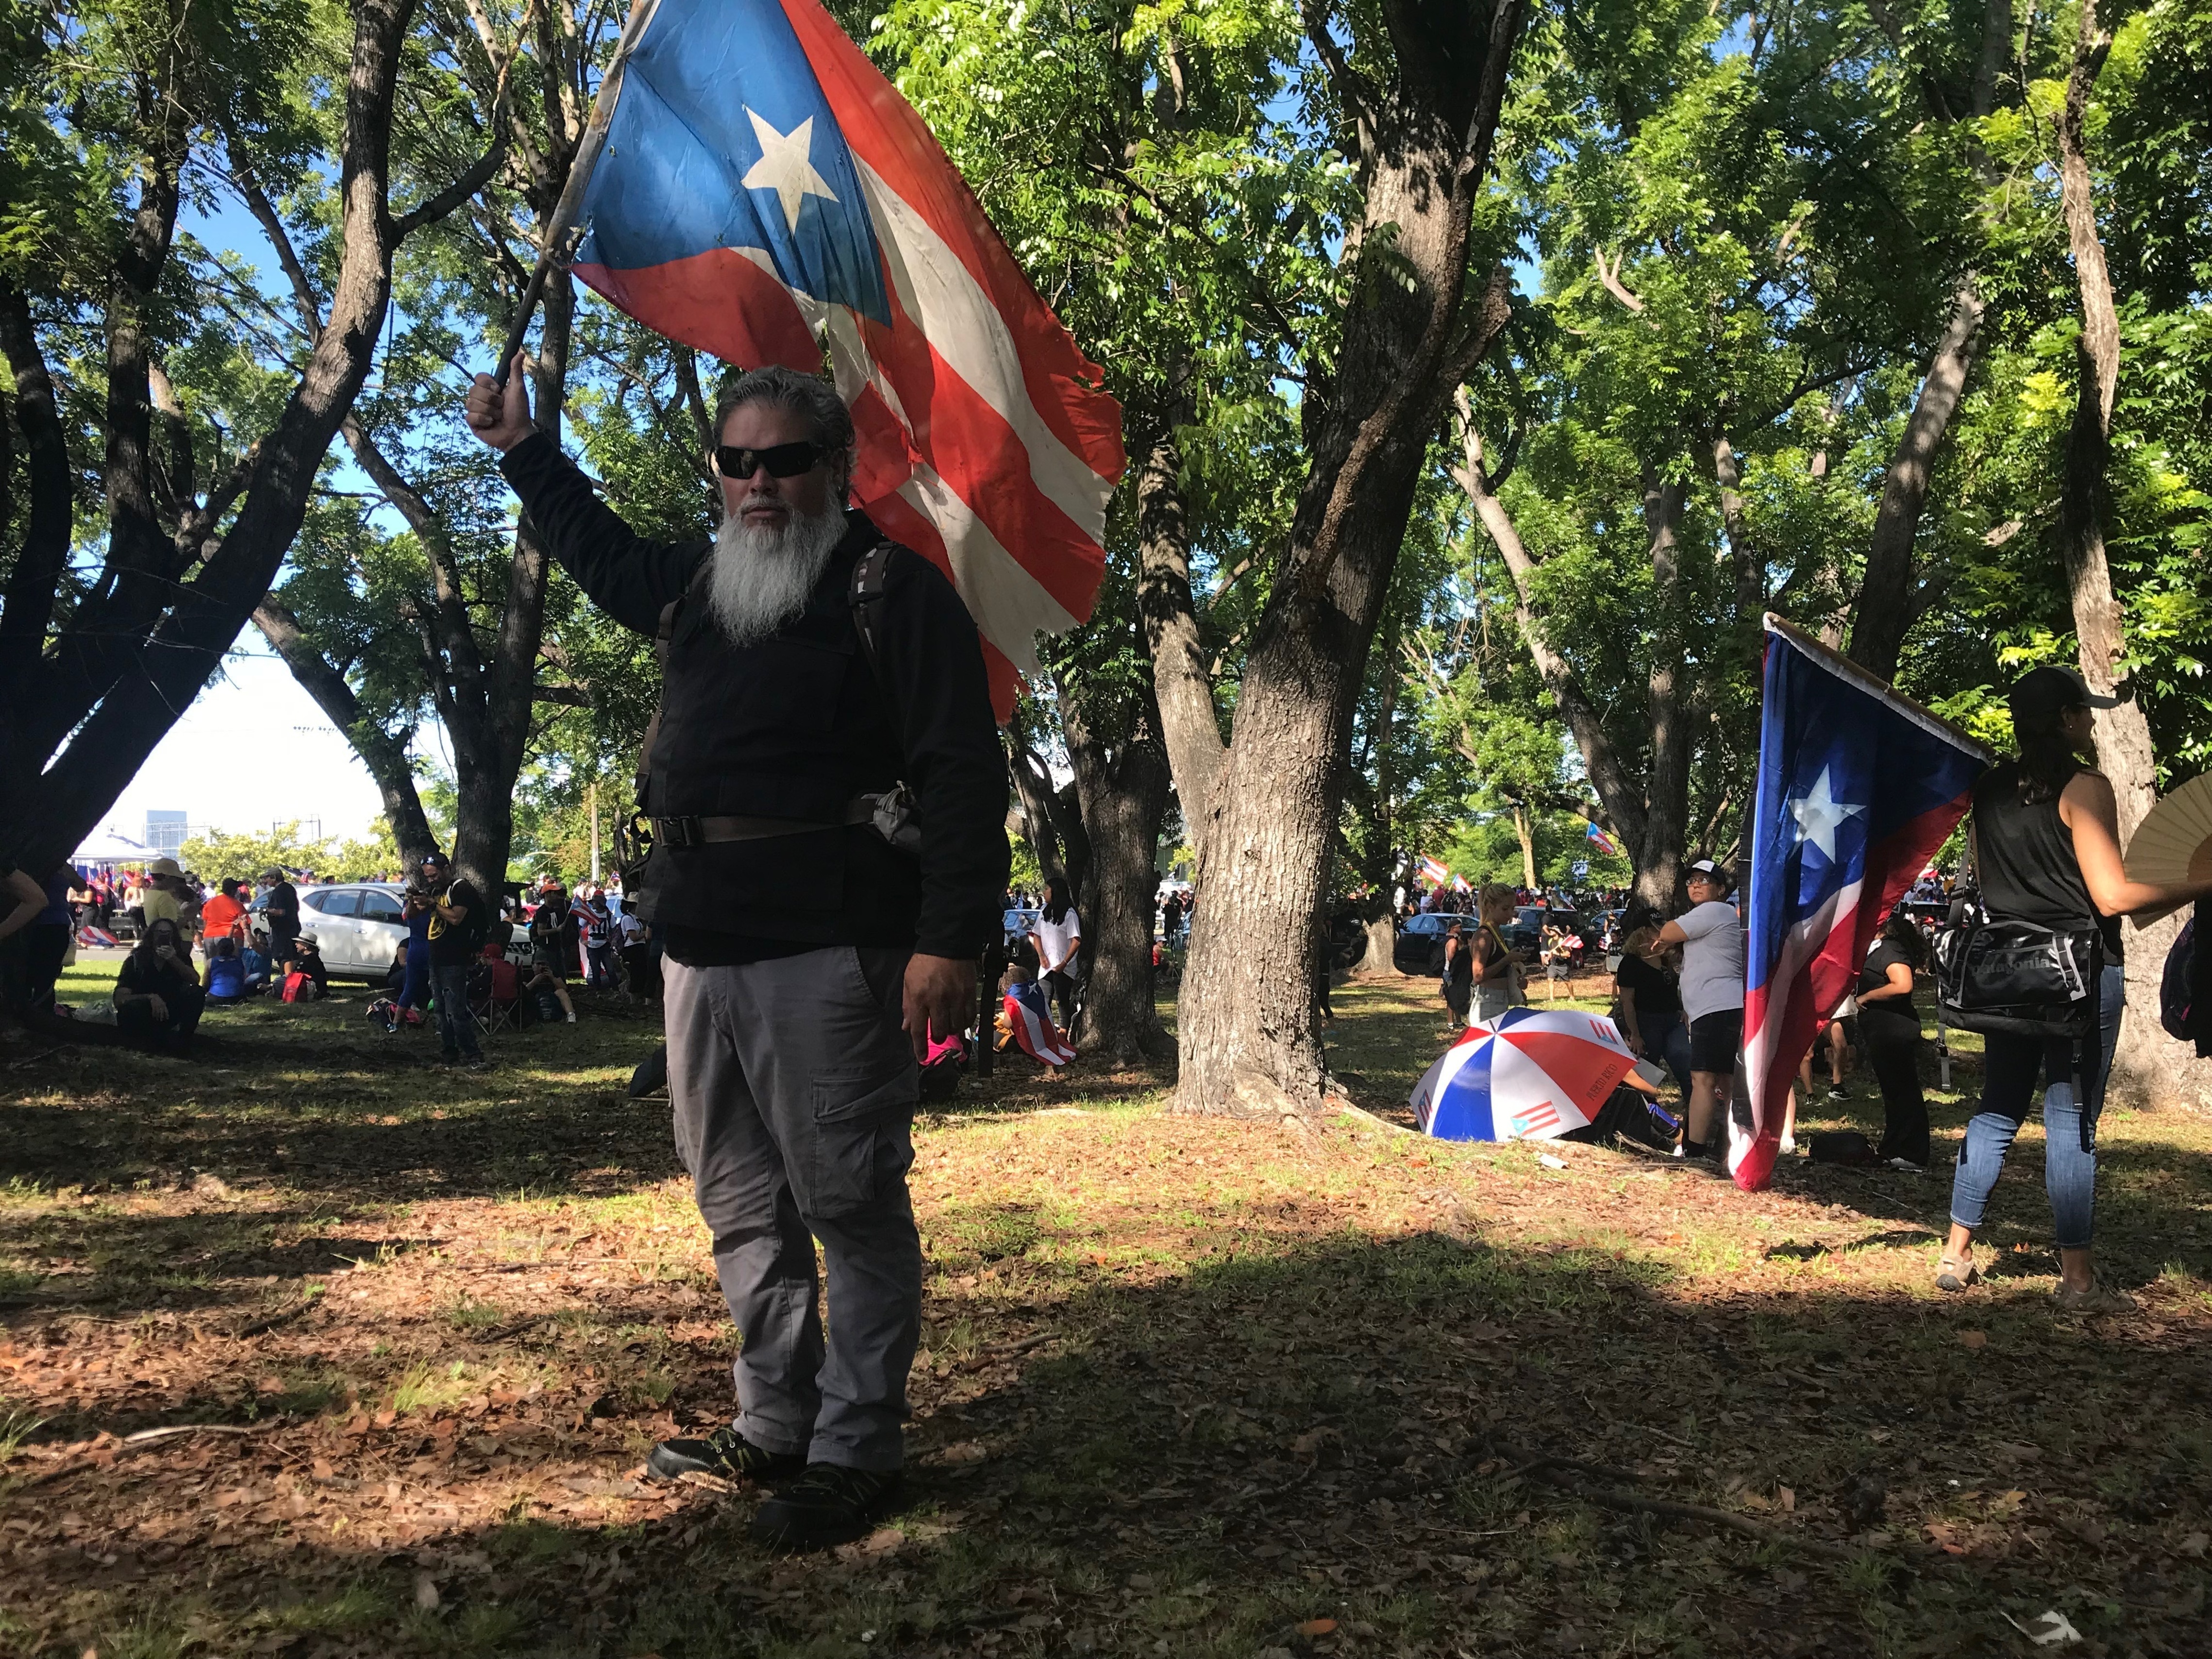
[5,972,2212,1657]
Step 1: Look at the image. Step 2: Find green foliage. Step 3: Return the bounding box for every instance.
[178,821,399,884]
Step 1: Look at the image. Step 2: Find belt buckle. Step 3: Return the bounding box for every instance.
[660,815,700,850]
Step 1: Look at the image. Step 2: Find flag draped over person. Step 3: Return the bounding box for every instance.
[567,0,1125,717]
[1738,618,1990,1190]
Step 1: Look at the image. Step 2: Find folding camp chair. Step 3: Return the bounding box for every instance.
[469,952,523,1037]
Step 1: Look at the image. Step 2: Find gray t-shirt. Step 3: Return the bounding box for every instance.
[1676,899,1745,1022]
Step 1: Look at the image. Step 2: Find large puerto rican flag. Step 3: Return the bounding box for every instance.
[570,0,1124,717]
[1735,617,1989,1189]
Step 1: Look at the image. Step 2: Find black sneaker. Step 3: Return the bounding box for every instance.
[646,1425,806,1485]
[749,1462,903,1551]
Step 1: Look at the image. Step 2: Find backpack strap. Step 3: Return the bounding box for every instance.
[632,553,715,815]
[848,537,908,756]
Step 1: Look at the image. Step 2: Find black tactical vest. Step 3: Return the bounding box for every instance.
[635,531,915,940]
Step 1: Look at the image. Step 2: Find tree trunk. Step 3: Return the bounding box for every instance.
[2051,0,2210,1106]
[1060,688,1174,1067]
[1848,0,2007,680]
[1512,800,1538,888]
[1636,465,1692,909]
[1711,434,1764,677]
[1847,275,1984,681]
[1006,740,1070,886]
[0,0,422,875]
[253,598,439,866]
[1352,900,1402,981]
[0,285,75,710]
[1173,1,1524,1116]
[1134,397,1226,845]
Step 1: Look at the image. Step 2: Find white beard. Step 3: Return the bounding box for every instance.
[705,500,848,645]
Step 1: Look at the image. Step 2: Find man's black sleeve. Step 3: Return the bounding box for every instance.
[879,550,1011,959]
[498,432,709,636]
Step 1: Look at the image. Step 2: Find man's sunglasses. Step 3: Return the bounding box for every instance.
[714,440,827,480]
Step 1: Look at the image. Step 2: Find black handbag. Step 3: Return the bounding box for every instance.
[1934,896,2103,1039]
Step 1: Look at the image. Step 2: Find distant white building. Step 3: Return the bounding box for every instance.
[144,810,188,857]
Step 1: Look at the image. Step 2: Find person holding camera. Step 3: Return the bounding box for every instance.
[397,875,436,1022]
[113,918,205,1051]
[464,358,1006,1549]
[418,852,487,1065]
[1940,668,2212,1309]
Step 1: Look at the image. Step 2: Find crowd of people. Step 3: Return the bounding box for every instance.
[1414,666,2212,1314]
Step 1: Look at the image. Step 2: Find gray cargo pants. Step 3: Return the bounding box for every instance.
[664,947,921,1472]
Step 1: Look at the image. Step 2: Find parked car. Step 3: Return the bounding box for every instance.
[283,882,410,982]
[1393,911,1472,973]
[1517,905,1599,950]
[1003,906,1040,952]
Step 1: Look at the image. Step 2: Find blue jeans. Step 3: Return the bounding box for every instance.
[432,963,481,1059]
[1948,969,2113,1250]
[1640,1009,1693,1094]
[398,945,431,1013]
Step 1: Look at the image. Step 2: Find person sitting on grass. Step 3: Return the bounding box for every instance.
[113,918,206,1053]
[282,934,331,1001]
[525,884,580,1022]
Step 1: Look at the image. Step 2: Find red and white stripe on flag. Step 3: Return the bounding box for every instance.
[1004,992,1075,1068]
[781,0,1124,719]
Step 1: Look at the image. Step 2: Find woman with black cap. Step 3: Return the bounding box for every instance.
[1940,666,2212,1310]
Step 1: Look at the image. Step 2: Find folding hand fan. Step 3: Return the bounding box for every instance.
[2123,772,2212,886]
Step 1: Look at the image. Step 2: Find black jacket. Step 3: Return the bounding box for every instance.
[500,433,1007,960]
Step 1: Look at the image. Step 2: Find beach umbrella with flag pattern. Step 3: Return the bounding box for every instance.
[1410,1008,1638,1142]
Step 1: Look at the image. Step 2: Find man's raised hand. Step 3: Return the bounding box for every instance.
[464,353,537,452]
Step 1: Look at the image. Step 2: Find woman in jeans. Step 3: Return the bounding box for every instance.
[1941,667,2212,1310]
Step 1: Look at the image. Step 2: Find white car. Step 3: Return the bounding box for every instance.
[293,883,411,981]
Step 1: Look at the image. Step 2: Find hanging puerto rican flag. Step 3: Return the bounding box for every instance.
[1736,617,1990,1189]
[1003,984,1075,1068]
[570,0,1124,718]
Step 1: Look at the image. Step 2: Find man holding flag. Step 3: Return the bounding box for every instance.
[459,0,1122,1549]
[469,360,1006,1547]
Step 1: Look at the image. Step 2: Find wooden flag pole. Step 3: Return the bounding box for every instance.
[493,0,663,388]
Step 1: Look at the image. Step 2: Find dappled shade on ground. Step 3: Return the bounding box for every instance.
[3,976,2211,1657]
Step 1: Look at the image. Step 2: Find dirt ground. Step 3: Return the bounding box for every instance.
[3,965,2209,1658]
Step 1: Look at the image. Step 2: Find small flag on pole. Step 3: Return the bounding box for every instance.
[1585,821,1620,856]
[1418,856,1452,887]
[1735,617,1990,1190]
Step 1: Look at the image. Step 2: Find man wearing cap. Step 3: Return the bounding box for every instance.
[256,868,301,965]
[1657,859,1745,1160]
[418,852,486,1066]
[463,358,1006,1548]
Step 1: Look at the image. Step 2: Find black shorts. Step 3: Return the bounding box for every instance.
[1689,1008,1744,1074]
